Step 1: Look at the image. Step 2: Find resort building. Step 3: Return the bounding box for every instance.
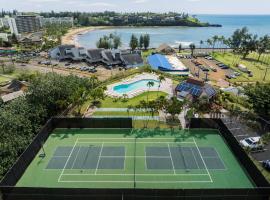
[49,45,144,68]
[0,16,19,36]
[0,80,28,103]
[40,17,74,27]
[15,15,42,34]
[175,77,216,101]
[156,43,175,54]
[148,53,189,76]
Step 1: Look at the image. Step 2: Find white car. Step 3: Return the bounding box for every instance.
[240,137,263,150]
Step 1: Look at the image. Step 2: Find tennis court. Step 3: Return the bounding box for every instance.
[16,128,255,189]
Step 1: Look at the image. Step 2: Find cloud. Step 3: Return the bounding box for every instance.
[27,0,61,2]
[133,0,148,4]
[79,2,116,7]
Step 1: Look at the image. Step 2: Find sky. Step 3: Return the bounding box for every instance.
[0,0,270,14]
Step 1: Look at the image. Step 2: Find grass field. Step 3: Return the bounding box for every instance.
[0,75,11,83]
[212,52,270,83]
[99,91,167,108]
[17,128,254,189]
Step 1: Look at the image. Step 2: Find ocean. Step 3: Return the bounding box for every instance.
[76,15,270,48]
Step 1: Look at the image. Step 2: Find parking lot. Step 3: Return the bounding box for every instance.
[222,118,270,163]
[11,56,125,81]
[179,55,240,87]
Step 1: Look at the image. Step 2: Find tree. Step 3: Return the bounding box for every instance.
[157,75,165,97]
[189,43,196,57]
[200,40,204,48]
[245,83,270,118]
[143,34,150,50]
[257,35,270,61]
[129,34,138,51]
[146,81,155,102]
[164,97,183,121]
[113,34,122,49]
[241,34,258,59]
[178,43,182,53]
[139,35,144,49]
[212,35,219,51]
[90,87,106,106]
[206,39,213,49]
[228,27,249,53]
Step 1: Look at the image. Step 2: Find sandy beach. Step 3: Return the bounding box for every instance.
[61,27,98,47]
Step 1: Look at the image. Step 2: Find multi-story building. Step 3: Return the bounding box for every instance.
[15,15,42,34]
[40,17,73,27]
[0,16,10,28]
[7,17,19,36]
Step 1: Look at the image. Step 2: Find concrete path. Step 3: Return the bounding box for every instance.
[95,108,149,112]
[90,116,159,120]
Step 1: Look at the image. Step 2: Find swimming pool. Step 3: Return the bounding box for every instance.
[113,79,160,95]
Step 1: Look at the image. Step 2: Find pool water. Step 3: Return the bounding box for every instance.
[113,79,160,94]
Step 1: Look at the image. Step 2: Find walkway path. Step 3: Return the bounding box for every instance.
[90,116,159,120]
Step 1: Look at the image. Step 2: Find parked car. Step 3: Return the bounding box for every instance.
[240,137,264,151]
[262,160,270,171]
[88,68,97,73]
[234,72,241,76]
[225,74,232,79]
[65,63,71,66]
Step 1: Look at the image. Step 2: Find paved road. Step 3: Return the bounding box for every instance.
[222,118,270,162]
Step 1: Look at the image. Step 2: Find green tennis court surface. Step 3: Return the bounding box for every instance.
[16,129,255,189]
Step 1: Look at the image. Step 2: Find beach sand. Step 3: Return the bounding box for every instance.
[61,27,94,46]
[61,27,97,47]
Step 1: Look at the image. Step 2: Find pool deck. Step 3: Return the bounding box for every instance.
[105,73,173,98]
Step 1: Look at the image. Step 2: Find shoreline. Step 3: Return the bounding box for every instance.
[61,27,105,47]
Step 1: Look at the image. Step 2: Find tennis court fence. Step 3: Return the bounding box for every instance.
[0,117,269,200]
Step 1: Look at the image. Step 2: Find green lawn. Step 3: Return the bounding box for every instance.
[16,128,254,189]
[92,111,159,116]
[100,91,167,108]
[0,75,11,83]
[212,52,270,83]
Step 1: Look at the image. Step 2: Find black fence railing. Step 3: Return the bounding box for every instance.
[0,118,269,200]
[0,117,132,187]
[189,118,269,187]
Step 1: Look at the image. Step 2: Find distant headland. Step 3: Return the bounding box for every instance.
[39,11,222,27]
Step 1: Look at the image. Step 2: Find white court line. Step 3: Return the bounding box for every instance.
[100,156,171,158]
[71,146,81,169]
[77,141,194,144]
[95,142,104,175]
[58,138,78,182]
[59,180,212,183]
[77,137,194,140]
[190,147,199,169]
[192,138,213,183]
[62,173,209,176]
[167,143,176,175]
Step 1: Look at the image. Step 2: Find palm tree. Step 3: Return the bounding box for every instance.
[200,40,204,49]
[157,75,165,97]
[178,43,182,53]
[206,39,213,49]
[189,43,196,57]
[146,81,155,103]
[212,35,219,51]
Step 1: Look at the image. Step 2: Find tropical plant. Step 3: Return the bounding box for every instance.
[257,35,270,61]
[178,43,182,53]
[129,34,138,51]
[189,43,196,57]
[157,75,165,97]
[139,35,144,49]
[143,34,150,50]
[146,81,155,102]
